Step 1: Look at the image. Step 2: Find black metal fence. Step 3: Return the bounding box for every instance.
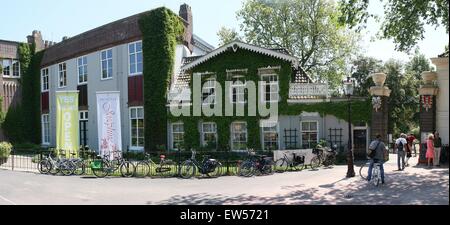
[0,148,276,177]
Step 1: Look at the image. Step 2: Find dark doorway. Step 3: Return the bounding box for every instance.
[353,129,367,159]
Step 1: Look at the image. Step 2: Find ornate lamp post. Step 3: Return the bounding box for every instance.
[343,76,355,177]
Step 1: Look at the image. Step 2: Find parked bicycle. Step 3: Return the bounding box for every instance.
[238,150,274,177]
[310,145,337,169]
[38,151,75,176]
[179,150,222,179]
[90,151,135,178]
[274,151,305,172]
[134,153,177,178]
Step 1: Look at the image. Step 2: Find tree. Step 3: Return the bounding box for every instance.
[217,27,242,46]
[338,0,449,52]
[235,0,359,89]
[350,56,383,96]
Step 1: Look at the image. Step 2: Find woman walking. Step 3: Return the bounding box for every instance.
[426,134,435,168]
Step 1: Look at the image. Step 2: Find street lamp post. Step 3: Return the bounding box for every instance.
[343,76,355,177]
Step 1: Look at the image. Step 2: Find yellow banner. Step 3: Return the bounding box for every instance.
[56,91,79,158]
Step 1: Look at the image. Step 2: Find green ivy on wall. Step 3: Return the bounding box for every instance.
[168,49,371,151]
[1,43,43,144]
[139,7,184,151]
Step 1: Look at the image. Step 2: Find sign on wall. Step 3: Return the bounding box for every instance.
[96,92,122,160]
[56,91,79,158]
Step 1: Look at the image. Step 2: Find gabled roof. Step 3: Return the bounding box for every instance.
[181,41,299,71]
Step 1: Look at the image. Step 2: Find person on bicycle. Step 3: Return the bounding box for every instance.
[367,134,386,184]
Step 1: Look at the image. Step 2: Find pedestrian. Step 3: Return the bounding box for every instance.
[426,133,435,168]
[367,134,386,184]
[405,133,416,166]
[433,131,442,167]
[395,133,407,171]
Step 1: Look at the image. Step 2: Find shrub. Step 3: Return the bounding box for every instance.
[0,142,13,163]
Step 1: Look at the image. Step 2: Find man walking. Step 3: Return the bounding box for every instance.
[434,131,442,167]
[395,133,407,171]
[367,134,386,184]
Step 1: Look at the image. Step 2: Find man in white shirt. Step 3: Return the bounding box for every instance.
[395,133,407,171]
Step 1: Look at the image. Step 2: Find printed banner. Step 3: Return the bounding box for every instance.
[96,92,122,160]
[56,91,79,158]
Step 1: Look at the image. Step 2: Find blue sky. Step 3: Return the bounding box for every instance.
[1,0,448,63]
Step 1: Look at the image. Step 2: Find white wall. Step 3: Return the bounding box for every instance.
[432,57,449,144]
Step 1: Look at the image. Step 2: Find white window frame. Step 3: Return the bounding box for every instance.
[128,41,143,76]
[100,48,113,80]
[58,62,67,88]
[12,60,20,77]
[41,68,49,92]
[231,122,248,151]
[202,78,216,106]
[300,120,319,149]
[2,59,11,77]
[129,107,144,150]
[261,121,279,150]
[171,122,184,150]
[201,122,217,147]
[77,56,88,84]
[41,114,50,145]
[260,74,279,103]
[230,76,246,104]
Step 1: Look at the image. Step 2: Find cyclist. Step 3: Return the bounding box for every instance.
[367,134,386,184]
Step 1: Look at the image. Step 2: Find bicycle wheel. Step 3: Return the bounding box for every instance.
[135,161,151,178]
[238,161,254,177]
[206,161,222,178]
[37,159,51,174]
[179,160,196,179]
[61,161,75,176]
[158,161,176,178]
[371,168,380,187]
[73,160,86,176]
[262,161,274,175]
[310,156,321,169]
[119,161,136,177]
[275,159,289,173]
[92,161,109,178]
[359,164,367,180]
[49,162,60,175]
[293,160,305,171]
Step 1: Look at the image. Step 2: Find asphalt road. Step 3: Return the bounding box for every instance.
[0,154,448,205]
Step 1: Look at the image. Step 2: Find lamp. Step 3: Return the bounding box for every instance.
[343,76,355,177]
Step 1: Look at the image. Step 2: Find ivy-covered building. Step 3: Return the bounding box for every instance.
[37,4,213,151]
[167,41,371,157]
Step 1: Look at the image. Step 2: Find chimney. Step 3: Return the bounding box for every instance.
[179,4,193,52]
[27,30,45,51]
[62,36,69,41]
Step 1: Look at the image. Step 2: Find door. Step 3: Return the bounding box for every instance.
[353,129,367,159]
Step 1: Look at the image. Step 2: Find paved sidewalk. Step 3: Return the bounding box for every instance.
[0,154,448,205]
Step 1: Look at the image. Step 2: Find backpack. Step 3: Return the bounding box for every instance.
[368,141,380,159]
[397,140,404,151]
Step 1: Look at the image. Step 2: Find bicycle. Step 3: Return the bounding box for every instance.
[179,150,222,179]
[274,151,305,172]
[134,153,177,178]
[238,150,274,177]
[369,162,382,187]
[38,151,75,176]
[310,146,337,169]
[91,151,135,178]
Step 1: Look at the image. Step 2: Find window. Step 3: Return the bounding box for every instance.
[201,122,217,148]
[79,111,88,147]
[2,59,10,76]
[129,41,143,75]
[202,78,216,105]
[261,74,279,102]
[231,122,247,151]
[41,68,49,92]
[77,56,88,84]
[230,76,246,103]
[301,121,318,148]
[12,60,20,77]
[58,63,67,88]
[262,121,279,150]
[41,114,50,144]
[101,49,113,79]
[172,123,184,150]
[130,107,144,149]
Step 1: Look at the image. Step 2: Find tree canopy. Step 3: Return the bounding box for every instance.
[220,0,359,89]
[338,0,449,52]
[217,27,242,46]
